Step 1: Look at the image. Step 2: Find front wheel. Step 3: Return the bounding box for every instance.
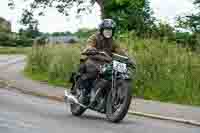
[106,80,132,123]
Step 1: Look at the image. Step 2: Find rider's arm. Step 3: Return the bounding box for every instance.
[84,34,97,51]
[81,34,97,62]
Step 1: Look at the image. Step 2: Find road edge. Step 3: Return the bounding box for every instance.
[1,79,200,127]
[128,111,200,127]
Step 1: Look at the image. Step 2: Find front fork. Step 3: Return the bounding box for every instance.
[111,70,117,103]
[111,71,129,104]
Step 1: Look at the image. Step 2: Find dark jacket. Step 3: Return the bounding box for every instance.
[81,32,126,61]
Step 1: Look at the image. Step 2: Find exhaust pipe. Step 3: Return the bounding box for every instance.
[64,90,87,108]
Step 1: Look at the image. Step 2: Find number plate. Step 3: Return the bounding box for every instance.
[113,60,127,73]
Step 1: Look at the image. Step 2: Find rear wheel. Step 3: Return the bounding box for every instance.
[70,79,86,116]
[106,80,132,123]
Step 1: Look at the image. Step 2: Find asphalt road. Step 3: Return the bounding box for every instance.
[0,55,26,69]
[0,88,199,133]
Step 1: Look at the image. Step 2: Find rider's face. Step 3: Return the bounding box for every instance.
[103,29,113,39]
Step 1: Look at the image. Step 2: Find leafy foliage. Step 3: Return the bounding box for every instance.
[151,22,175,41]
[104,0,154,35]
[0,17,11,33]
[176,15,200,33]
[0,32,16,47]
[9,0,98,27]
[175,0,200,50]
[19,26,41,39]
[194,0,200,7]
[176,0,200,33]
[0,32,33,47]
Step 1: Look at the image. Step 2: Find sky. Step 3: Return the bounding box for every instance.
[0,0,196,33]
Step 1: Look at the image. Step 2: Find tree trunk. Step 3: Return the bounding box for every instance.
[96,0,105,19]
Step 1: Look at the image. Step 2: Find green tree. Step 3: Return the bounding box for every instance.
[194,0,200,8]
[104,0,155,36]
[19,24,41,39]
[175,0,200,50]
[176,0,200,33]
[9,0,105,22]
[153,22,175,41]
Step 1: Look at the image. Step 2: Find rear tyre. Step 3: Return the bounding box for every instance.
[70,103,86,116]
[70,78,86,116]
[106,80,132,123]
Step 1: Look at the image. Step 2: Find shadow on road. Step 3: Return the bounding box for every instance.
[65,112,135,125]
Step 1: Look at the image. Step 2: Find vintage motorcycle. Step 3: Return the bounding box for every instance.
[64,50,136,123]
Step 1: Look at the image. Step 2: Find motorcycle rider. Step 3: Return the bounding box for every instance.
[74,19,134,105]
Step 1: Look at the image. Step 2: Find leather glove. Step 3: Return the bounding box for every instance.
[127,58,136,69]
[82,47,97,55]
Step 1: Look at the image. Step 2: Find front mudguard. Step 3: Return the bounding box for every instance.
[116,74,132,81]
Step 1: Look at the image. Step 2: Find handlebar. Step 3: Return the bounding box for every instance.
[112,53,129,60]
[82,50,136,68]
[82,50,110,58]
[82,50,112,62]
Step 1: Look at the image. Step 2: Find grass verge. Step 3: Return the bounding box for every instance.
[24,69,71,88]
[24,40,200,106]
[0,47,31,54]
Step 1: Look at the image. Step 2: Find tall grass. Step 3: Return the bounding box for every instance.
[25,40,200,106]
[25,44,81,87]
[123,39,200,106]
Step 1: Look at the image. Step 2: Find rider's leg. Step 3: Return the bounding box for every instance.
[78,60,99,104]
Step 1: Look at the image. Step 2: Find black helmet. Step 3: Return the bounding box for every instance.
[99,19,116,31]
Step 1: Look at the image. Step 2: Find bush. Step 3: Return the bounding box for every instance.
[175,32,200,51]
[0,32,16,47]
[0,32,33,47]
[15,37,33,47]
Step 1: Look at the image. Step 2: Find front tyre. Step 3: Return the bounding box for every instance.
[106,80,132,123]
